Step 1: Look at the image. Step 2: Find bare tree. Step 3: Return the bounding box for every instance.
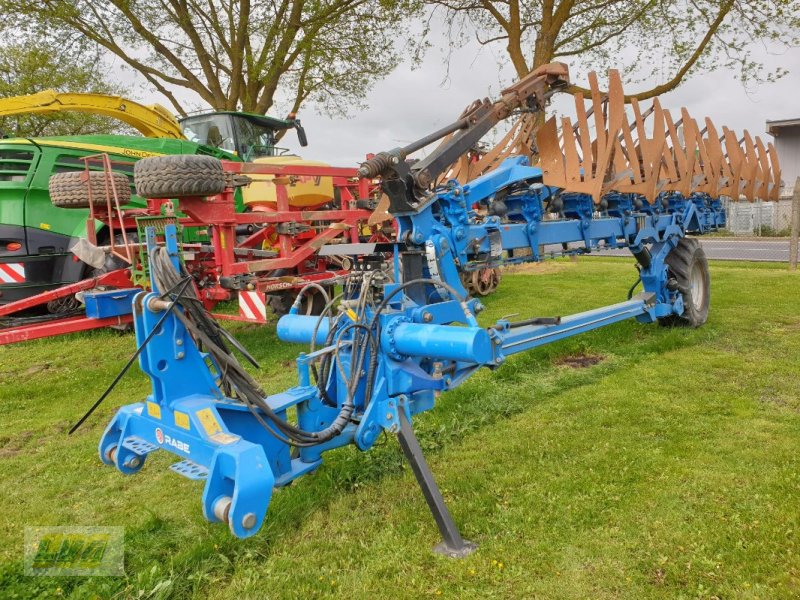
[427,0,798,99]
[2,0,421,116]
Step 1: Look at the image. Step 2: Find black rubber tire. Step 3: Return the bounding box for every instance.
[268,288,329,317]
[134,155,225,199]
[49,171,132,208]
[658,238,710,328]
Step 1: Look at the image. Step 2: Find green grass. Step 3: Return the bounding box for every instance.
[2,258,800,599]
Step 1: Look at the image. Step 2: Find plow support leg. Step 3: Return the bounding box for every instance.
[397,408,476,557]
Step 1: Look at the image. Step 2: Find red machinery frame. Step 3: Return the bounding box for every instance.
[172,160,378,306]
[0,157,385,344]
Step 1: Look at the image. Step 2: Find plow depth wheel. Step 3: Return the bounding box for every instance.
[470,267,501,296]
[659,238,710,328]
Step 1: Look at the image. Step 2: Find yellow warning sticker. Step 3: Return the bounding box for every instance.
[197,408,222,436]
[174,411,190,430]
[146,402,161,420]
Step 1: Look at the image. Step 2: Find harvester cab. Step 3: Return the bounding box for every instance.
[178,112,335,212]
[178,111,308,162]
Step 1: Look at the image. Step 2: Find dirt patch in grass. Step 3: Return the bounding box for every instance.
[0,430,34,458]
[554,353,605,369]
[24,363,51,376]
[503,261,575,276]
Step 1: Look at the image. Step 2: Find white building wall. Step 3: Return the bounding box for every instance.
[773,125,800,193]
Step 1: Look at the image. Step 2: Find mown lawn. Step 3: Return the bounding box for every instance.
[1,258,799,599]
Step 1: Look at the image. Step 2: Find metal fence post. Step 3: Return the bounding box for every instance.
[790,177,800,271]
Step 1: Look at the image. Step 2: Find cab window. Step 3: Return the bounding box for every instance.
[232,118,277,160]
[180,115,237,154]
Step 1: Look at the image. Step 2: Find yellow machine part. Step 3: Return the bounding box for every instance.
[244,155,335,209]
[0,90,185,139]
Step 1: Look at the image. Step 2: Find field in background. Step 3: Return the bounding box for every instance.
[1,259,799,599]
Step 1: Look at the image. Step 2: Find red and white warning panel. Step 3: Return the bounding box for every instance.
[0,263,25,284]
[238,290,267,322]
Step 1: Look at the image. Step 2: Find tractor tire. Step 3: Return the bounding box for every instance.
[134,155,225,199]
[658,237,710,328]
[49,171,132,208]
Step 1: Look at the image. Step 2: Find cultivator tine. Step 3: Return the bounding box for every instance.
[434,105,540,185]
[469,113,534,177]
[767,142,782,200]
[682,109,713,194]
[741,131,758,202]
[533,68,779,206]
[537,69,627,203]
[610,96,663,201]
[702,118,729,196]
[722,126,744,200]
[754,136,777,201]
[535,115,566,188]
[643,100,668,200]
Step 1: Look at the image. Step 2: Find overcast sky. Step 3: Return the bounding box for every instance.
[133,16,800,168]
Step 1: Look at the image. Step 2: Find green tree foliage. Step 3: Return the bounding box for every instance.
[0,40,131,138]
[426,0,799,98]
[1,0,421,117]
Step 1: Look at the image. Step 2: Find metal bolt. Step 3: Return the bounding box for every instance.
[423,312,433,322]
[124,456,141,469]
[105,445,118,465]
[147,297,170,312]
[176,339,183,346]
[386,413,393,420]
[177,352,185,359]
[242,513,257,529]
[213,496,232,523]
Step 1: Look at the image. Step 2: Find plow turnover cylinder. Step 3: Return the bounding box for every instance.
[277,314,332,345]
[278,314,494,364]
[382,322,493,363]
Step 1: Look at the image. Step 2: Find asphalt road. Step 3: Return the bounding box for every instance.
[544,238,792,262]
[695,239,790,262]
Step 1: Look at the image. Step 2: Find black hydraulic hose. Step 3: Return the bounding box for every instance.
[627,275,642,300]
[68,275,193,435]
[150,249,371,447]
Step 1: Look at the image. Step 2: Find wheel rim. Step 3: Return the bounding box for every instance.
[471,269,493,296]
[689,260,705,310]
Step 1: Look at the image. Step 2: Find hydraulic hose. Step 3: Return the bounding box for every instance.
[149,247,366,447]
